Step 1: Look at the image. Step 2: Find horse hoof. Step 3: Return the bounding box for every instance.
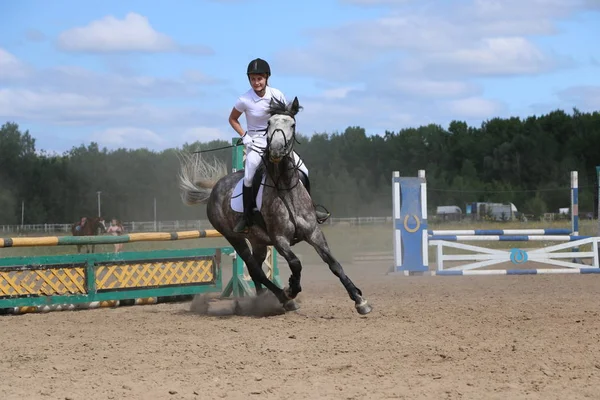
[284,299,300,312]
[283,286,300,300]
[355,300,372,315]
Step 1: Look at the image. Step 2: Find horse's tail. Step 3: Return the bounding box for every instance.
[178,152,228,206]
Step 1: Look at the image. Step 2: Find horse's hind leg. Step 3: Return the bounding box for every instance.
[248,242,268,296]
[307,228,372,315]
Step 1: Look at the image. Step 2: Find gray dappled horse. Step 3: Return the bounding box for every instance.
[178,96,372,315]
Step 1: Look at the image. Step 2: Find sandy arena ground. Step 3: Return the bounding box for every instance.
[2,260,600,400]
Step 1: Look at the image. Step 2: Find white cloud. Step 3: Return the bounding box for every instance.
[85,126,233,152]
[181,127,229,143]
[294,98,365,133]
[0,88,112,122]
[0,87,220,128]
[387,79,479,98]
[182,69,225,85]
[0,49,227,132]
[276,0,600,82]
[0,49,30,80]
[340,0,413,5]
[444,97,505,119]
[426,37,554,76]
[270,0,595,134]
[320,86,363,99]
[39,65,201,98]
[470,0,592,20]
[583,0,600,9]
[293,90,503,136]
[90,127,166,149]
[275,13,562,83]
[2,0,597,152]
[557,85,600,110]
[56,13,213,55]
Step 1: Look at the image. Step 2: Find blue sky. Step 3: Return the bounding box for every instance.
[1,0,599,153]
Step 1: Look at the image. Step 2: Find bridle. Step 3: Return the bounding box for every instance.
[253,114,304,234]
[259,115,302,191]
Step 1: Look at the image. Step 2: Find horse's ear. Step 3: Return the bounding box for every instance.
[290,97,300,116]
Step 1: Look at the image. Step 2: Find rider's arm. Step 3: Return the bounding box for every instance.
[229,107,246,137]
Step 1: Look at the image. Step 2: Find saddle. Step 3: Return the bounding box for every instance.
[231,166,266,211]
[230,165,326,233]
[228,165,267,231]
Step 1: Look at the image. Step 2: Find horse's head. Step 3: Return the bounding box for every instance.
[266,96,301,164]
[96,217,107,233]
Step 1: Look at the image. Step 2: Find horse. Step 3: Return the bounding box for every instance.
[178,96,372,315]
[71,216,107,253]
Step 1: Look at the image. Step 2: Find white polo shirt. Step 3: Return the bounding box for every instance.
[234,86,287,138]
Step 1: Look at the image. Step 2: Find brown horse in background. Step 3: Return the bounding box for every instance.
[71,216,107,253]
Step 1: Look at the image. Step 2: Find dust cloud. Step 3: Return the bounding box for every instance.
[189,291,295,317]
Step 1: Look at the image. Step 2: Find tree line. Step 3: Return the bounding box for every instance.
[1,107,599,224]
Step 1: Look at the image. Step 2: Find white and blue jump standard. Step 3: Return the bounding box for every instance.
[391,170,429,275]
[390,169,600,276]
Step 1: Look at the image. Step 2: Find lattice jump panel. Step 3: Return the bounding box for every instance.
[96,256,216,291]
[0,264,87,297]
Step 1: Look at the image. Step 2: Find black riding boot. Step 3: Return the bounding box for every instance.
[299,172,331,224]
[234,184,254,233]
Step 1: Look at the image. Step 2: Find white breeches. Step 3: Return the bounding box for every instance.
[244,147,308,187]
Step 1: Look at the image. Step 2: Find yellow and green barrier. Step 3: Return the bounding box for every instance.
[0,229,280,314]
[0,140,281,314]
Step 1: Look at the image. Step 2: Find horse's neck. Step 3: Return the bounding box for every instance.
[90,219,101,231]
[266,157,299,190]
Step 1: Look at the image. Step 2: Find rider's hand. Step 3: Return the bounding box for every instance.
[242,134,253,147]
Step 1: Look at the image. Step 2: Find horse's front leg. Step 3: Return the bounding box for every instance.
[228,238,287,303]
[272,238,302,310]
[306,228,372,315]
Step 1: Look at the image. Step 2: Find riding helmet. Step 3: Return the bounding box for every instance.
[247,58,271,77]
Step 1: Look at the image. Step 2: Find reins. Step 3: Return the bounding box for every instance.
[191,129,268,154]
[258,123,304,235]
[192,110,305,234]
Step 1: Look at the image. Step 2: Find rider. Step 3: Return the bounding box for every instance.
[228,57,330,233]
[75,217,87,231]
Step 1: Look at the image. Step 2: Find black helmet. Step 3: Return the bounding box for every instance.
[247,58,271,77]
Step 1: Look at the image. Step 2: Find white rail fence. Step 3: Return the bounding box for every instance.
[0,217,394,234]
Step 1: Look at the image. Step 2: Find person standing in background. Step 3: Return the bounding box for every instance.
[106,218,125,253]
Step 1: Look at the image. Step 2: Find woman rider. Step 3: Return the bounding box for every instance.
[228,58,330,233]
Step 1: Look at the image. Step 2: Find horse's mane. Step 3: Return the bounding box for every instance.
[268,97,302,117]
